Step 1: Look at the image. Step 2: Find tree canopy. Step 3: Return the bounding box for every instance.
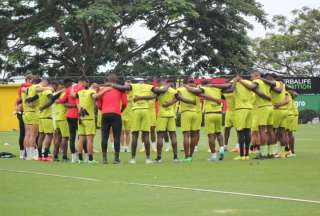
[253,7,320,77]
[0,0,267,78]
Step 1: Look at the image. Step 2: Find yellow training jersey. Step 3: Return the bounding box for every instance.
[158,87,177,117]
[234,80,254,110]
[202,86,222,113]
[78,89,96,120]
[253,79,272,107]
[177,86,197,112]
[131,83,153,110]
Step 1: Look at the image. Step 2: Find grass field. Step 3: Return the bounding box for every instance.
[0,124,319,216]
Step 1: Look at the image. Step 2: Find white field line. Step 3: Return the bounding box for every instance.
[126,182,320,205]
[0,169,101,182]
[1,168,319,204]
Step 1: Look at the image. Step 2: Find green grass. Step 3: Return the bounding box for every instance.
[0,124,320,216]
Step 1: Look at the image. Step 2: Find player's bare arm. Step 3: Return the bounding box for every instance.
[184,85,203,95]
[261,78,276,88]
[274,94,290,109]
[92,87,112,99]
[200,93,222,104]
[271,82,284,94]
[239,79,258,90]
[162,98,178,108]
[109,83,132,91]
[152,85,169,94]
[175,92,196,105]
[253,88,271,101]
[206,83,232,90]
[39,90,64,111]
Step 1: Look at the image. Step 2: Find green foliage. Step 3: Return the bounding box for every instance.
[253,7,320,76]
[0,0,266,78]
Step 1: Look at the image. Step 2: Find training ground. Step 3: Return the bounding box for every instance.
[0,124,319,216]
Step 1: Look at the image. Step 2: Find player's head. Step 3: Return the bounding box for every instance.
[31,75,42,84]
[250,70,261,80]
[58,80,65,90]
[25,73,33,84]
[90,83,100,91]
[50,81,59,91]
[265,72,277,81]
[105,73,118,84]
[41,77,50,87]
[165,78,175,87]
[63,78,73,88]
[124,80,131,86]
[79,76,89,88]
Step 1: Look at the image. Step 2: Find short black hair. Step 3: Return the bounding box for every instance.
[32,75,42,84]
[105,73,118,83]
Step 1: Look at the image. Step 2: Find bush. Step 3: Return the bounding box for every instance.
[299,109,319,124]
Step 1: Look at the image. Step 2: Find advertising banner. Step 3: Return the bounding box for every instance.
[283,77,320,94]
[295,95,320,111]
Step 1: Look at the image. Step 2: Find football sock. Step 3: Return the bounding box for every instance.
[78,153,83,161]
[88,154,93,161]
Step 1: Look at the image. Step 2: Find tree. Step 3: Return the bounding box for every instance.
[253,7,320,76]
[1,0,267,78]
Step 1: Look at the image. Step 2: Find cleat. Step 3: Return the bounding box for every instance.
[173,158,179,162]
[112,159,121,164]
[53,158,60,162]
[145,158,154,164]
[42,157,52,162]
[78,160,86,164]
[87,160,98,164]
[208,156,217,162]
[154,158,162,163]
[286,153,296,158]
[180,157,192,163]
[102,158,108,164]
[129,158,136,164]
[62,158,70,163]
[219,148,225,161]
[241,156,246,161]
[244,156,250,160]
[207,149,211,153]
[233,156,242,161]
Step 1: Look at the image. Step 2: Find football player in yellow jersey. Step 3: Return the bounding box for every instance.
[53,81,71,161]
[251,94,261,153]
[222,81,238,152]
[286,89,299,157]
[24,76,52,160]
[238,71,274,159]
[222,76,254,160]
[121,80,132,153]
[200,80,225,161]
[262,74,291,157]
[76,84,111,164]
[37,78,55,161]
[176,79,201,162]
[154,79,178,162]
[111,78,167,164]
